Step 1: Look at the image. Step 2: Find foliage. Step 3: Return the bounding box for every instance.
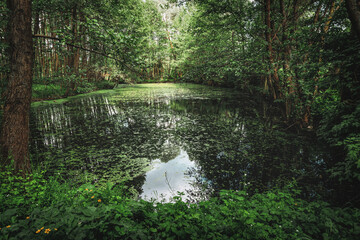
[0,166,70,214]
[314,97,360,182]
[29,0,168,82]
[93,81,116,90]
[32,79,117,100]
[166,0,360,204]
[32,84,67,100]
[0,0,169,99]
[169,0,358,129]
[0,171,359,240]
[1,0,360,238]
[311,34,360,182]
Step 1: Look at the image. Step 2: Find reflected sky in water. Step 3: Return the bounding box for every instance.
[141,149,196,201]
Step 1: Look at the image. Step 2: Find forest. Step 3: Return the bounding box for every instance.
[0,0,360,239]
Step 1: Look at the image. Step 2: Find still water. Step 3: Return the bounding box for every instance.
[30,84,327,202]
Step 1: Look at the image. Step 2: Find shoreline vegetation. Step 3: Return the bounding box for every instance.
[31,81,117,102]
[1,168,359,240]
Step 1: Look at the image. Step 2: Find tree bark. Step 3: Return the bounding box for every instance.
[73,9,80,73]
[33,8,39,77]
[80,12,87,70]
[346,0,360,41]
[264,0,280,99]
[0,0,33,174]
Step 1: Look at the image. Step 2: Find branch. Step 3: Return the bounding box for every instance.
[32,34,144,77]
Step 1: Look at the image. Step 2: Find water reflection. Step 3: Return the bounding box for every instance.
[30,84,327,202]
[140,149,196,201]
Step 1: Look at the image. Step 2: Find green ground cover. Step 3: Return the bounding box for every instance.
[32,81,116,101]
[0,169,359,240]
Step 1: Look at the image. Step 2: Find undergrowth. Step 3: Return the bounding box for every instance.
[32,81,116,100]
[0,169,359,240]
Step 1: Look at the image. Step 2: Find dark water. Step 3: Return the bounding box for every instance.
[30,84,328,202]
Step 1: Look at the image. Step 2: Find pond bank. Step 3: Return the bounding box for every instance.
[31,81,117,103]
[1,169,359,240]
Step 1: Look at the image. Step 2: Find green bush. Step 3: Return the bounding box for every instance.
[75,82,96,94]
[94,81,116,90]
[31,80,119,100]
[313,91,360,182]
[0,170,359,240]
[32,84,66,99]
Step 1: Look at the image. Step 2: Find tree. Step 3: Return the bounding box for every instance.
[0,0,33,173]
[346,0,360,41]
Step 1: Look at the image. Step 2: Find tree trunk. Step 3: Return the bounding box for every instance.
[280,0,293,119]
[0,0,33,174]
[264,0,280,99]
[73,8,80,73]
[80,12,87,71]
[346,0,360,42]
[33,9,39,77]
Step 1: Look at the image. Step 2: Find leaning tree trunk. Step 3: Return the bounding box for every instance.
[0,0,33,174]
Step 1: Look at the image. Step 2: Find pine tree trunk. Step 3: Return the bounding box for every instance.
[0,0,33,174]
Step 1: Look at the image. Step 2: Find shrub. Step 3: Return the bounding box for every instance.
[94,81,116,90]
[32,84,66,99]
[0,170,359,240]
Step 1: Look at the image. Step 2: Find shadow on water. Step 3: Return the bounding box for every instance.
[30,83,330,202]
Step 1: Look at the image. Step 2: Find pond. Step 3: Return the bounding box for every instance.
[30,83,328,202]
